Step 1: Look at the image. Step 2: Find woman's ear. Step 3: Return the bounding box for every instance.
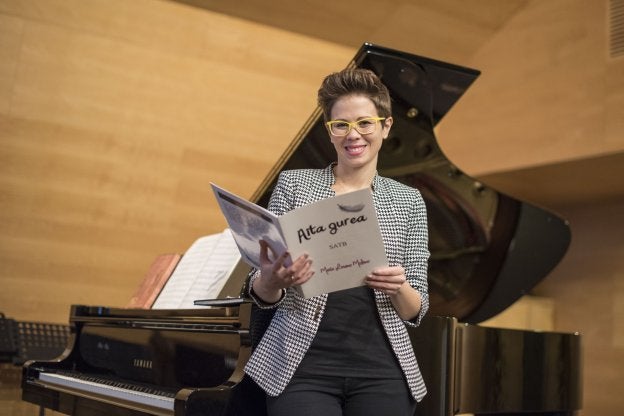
[382,116,393,139]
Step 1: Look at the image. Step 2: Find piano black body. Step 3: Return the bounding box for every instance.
[22,44,582,415]
[21,302,266,416]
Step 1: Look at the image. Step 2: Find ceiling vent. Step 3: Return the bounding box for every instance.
[610,0,624,58]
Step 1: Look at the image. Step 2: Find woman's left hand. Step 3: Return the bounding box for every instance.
[365,266,407,296]
[366,265,423,320]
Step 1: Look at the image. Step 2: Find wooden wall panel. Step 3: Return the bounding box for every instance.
[480,295,554,331]
[533,198,624,416]
[0,0,353,323]
[606,59,624,146]
[176,0,530,65]
[0,14,23,114]
[439,0,624,176]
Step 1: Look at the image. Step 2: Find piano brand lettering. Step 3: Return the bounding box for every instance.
[297,215,368,243]
[133,358,153,369]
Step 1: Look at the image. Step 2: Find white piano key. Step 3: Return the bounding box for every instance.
[39,372,175,411]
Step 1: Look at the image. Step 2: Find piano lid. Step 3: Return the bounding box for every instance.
[250,43,570,324]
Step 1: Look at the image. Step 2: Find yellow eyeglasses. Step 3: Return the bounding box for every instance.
[325,117,386,136]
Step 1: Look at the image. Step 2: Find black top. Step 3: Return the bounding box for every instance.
[295,286,403,379]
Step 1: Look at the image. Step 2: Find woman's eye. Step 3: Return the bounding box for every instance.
[334,122,349,129]
[357,120,374,127]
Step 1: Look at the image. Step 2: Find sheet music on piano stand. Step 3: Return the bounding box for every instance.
[151,229,243,309]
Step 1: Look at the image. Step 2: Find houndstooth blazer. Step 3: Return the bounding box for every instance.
[245,164,430,401]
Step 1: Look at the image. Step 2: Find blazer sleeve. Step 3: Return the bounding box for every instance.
[247,171,294,308]
[402,187,430,327]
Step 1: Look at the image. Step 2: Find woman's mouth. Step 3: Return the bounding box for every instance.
[345,144,366,156]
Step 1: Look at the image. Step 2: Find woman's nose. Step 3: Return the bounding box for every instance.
[345,128,361,139]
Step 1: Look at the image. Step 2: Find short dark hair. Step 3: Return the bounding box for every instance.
[317,68,392,122]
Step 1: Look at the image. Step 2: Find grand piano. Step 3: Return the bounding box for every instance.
[22,44,582,416]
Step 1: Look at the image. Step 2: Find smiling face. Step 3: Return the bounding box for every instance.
[329,94,393,172]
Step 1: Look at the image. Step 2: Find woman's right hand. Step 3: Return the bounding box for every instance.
[252,240,314,303]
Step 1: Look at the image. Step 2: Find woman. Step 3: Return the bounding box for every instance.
[245,68,429,416]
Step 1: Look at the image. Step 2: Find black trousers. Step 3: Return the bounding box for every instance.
[266,375,417,416]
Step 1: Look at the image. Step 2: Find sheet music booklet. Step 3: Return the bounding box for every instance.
[150,229,246,309]
[211,183,388,298]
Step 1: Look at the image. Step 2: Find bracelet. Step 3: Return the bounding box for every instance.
[250,285,286,306]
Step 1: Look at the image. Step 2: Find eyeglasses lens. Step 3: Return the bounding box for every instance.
[329,119,379,136]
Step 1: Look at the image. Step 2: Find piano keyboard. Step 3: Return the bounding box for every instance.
[38,372,175,412]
